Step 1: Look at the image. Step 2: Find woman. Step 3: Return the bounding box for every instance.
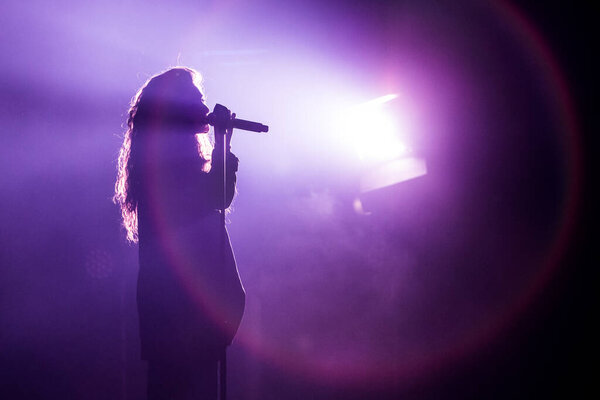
[114,67,245,399]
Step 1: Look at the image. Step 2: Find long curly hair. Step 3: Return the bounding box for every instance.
[114,67,212,243]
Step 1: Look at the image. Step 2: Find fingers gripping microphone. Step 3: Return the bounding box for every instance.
[206,104,269,133]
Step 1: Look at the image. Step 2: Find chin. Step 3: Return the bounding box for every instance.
[195,124,210,134]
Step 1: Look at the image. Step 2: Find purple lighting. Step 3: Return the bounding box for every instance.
[0,0,587,399]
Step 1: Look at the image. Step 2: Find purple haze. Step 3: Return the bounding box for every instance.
[0,0,581,399]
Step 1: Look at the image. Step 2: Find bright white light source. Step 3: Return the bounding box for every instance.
[336,94,410,163]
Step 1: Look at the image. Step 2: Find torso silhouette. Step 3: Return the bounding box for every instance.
[135,132,244,362]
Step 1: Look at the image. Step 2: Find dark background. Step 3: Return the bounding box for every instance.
[494,2,595,398]
[455,3,597,397]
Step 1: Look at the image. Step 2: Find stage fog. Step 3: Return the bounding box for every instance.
[0,1,588,399]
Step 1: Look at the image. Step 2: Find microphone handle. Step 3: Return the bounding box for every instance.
[231,118,269,133]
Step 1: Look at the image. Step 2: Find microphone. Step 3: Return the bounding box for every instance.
[206,104,269,133]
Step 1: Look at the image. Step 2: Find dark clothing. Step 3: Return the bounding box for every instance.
[136,134,245,365]
[147,355,219,400]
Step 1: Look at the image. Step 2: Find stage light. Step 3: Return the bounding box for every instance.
[336,94,410,163]
[335,93,427,193]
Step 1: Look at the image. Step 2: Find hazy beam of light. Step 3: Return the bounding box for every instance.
[361,93,398,106]
[360,157,427,193]
[200,49,269,56]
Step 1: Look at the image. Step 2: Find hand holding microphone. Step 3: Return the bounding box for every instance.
[211,104,234,151]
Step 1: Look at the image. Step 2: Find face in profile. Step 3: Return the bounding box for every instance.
[136,68,210,134]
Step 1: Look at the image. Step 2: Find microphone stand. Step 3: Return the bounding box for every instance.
[210,103,266,400]
[220,121,229,400]
[213,108,234,400]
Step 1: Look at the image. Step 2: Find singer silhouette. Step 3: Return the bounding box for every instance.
[114,67,245,400]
